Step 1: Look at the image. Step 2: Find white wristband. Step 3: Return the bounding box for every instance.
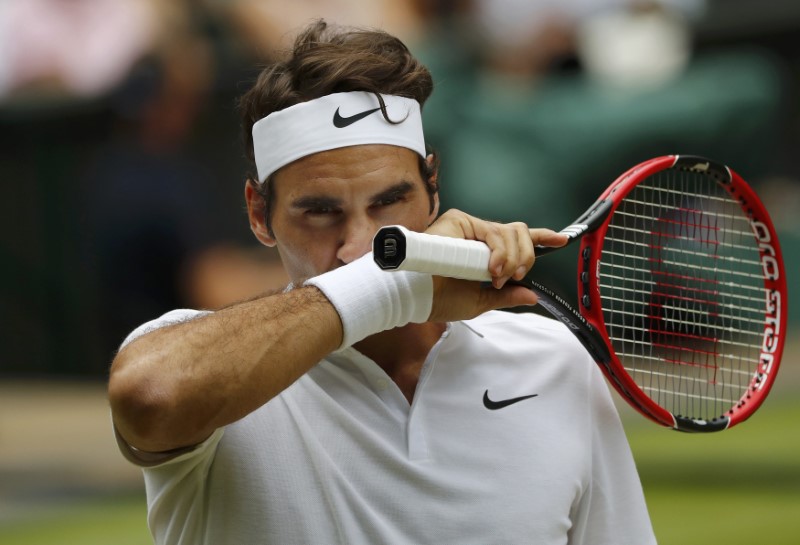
[304,253,433,349]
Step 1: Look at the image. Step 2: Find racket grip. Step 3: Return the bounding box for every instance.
[373,225,492,282]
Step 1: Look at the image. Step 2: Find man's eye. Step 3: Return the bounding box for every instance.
[306,207,336,215]
[374,195,402,207]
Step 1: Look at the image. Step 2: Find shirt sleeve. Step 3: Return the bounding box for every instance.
[119,308,212,350]
[143,427,225,545]
[568,359,658,545]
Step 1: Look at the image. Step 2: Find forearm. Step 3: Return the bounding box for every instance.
[108,214,561,454]
[109,286,341,453]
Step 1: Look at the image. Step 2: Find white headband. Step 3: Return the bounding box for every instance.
[252,91,426,182]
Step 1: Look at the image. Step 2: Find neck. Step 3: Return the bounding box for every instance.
[353,321,447,403]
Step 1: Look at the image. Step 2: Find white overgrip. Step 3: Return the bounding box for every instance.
[390,226,492,281]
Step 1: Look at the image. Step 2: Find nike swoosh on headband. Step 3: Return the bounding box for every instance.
[332,106,382,128]
[483,390,539,410]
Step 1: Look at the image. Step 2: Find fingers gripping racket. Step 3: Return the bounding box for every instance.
[373,155,787,432]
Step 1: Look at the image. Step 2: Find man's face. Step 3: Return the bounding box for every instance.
[247,144,438,284]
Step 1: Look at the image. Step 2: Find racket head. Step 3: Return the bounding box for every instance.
[579,155,787,432]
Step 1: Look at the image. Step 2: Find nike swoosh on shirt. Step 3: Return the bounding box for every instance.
[332,106,382,128]
[483,390,538,410]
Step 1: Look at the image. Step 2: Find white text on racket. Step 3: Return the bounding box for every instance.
[752,219,781,390]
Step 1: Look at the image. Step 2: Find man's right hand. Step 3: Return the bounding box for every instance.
[422,209,568,323]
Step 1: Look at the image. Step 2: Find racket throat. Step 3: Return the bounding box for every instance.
[521,279,611,365]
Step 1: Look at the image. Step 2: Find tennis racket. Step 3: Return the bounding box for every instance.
[373,155,787,432]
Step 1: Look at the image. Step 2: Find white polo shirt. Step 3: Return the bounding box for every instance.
[119,309,656,545]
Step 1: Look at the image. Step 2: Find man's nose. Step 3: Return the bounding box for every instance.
[336,217,377,264]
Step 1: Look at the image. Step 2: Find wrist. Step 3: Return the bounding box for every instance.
[304,254,433,349]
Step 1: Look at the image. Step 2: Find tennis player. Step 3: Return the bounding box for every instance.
[109,20,656,545]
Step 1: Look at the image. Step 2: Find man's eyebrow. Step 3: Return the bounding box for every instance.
[369,181,415,204]
[290,195,343,209]
[290,181,416,209]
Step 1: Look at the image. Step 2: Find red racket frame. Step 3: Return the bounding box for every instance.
[578,155,787,430]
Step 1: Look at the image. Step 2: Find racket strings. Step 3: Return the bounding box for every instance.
[600,170,765,422]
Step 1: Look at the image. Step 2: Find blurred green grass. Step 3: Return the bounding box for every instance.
[626,395,800,544]
[0,494,150,545]
[1,398,797,545]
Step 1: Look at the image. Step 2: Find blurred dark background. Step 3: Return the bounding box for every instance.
[1,0,798,378]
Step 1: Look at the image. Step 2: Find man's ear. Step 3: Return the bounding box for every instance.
[428,191,440,226]
[426,154,440,224]
[245,180,276,247]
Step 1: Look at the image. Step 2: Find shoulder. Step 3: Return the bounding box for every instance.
[461,309,594,371]
[466,309,565,329]
[464,309,579,344]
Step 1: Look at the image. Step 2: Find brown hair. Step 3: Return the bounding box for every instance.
[239,19,439,235]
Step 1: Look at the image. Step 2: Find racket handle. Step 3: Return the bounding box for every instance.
[373,226,492,281]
